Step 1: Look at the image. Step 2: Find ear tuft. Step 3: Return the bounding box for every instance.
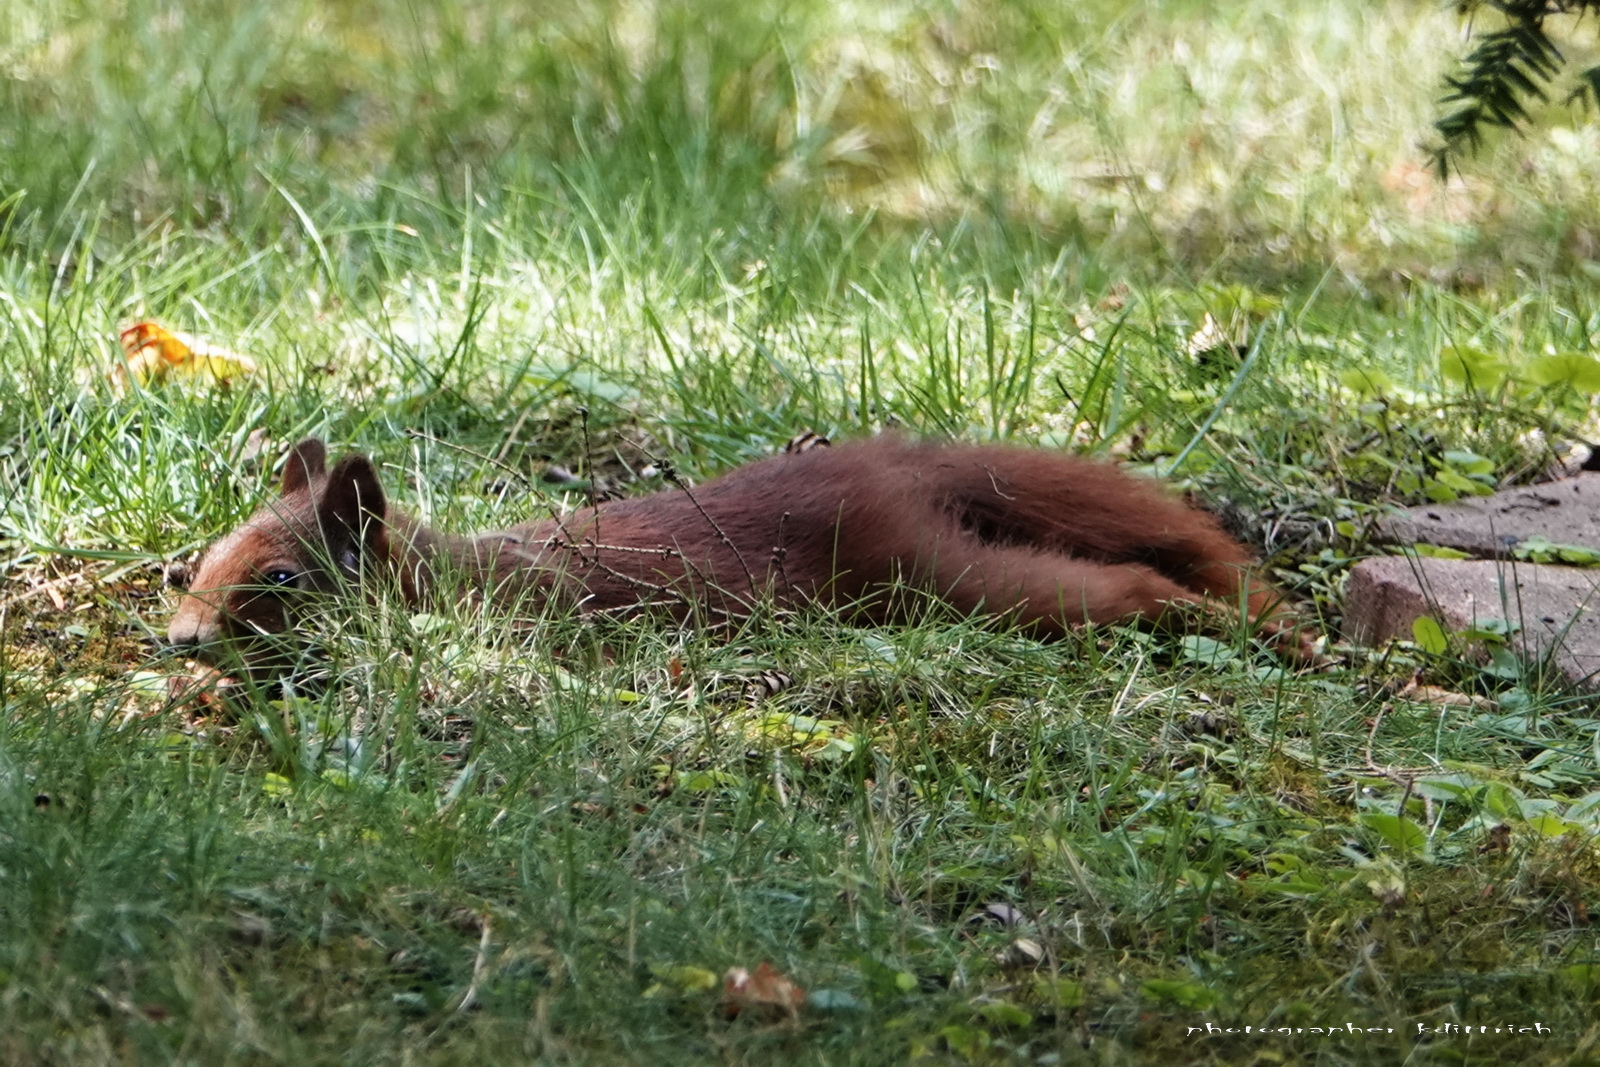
[317,455,388,555]
[282,438,328,495]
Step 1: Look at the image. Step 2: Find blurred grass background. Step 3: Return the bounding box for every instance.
[7,0,1600,289]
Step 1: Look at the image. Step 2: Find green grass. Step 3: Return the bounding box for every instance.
[5,0,1600,1063]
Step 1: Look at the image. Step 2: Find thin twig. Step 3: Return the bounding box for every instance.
[403,428,535,492]
[771,510,792,595]
[660,461,757,592]
[542,534,749,622]
[429,915,493,1036]
[578,406,598,514]
[1364,700,1389,772]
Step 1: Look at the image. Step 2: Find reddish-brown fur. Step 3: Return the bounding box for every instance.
[167,436,1307,668]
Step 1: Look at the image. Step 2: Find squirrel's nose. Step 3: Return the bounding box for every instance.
[167,612,220,650]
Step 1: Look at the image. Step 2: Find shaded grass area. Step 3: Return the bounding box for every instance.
[4,0,1600,1063]
[6,615,1600,1064]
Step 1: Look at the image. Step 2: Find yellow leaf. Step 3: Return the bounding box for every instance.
[647,964,720,995]
[115,321,259,389]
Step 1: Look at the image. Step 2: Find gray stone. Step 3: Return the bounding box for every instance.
[1345,555,1600,687]
[1377,473,1600,555]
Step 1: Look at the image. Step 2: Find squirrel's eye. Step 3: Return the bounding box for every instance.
[262,568,300,588]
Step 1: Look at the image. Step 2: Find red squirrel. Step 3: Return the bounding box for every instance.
[166,436,1309,669]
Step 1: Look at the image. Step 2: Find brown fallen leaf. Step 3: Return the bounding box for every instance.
[240,427,273,467]
[722,961,805,1019]
[1478,823,1512,855]
[997,938,1045,969]
[1397,679,1496,710]
[166,663,242,715]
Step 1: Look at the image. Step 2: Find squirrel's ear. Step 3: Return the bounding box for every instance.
[282,438,328,495]
[317,455,387,569]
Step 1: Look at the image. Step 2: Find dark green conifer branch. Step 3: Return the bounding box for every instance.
[1434,1,1600,176]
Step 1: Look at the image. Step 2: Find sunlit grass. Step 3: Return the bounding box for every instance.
[5,0,1600,283]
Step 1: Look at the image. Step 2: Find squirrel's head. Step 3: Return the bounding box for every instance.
[167,438,388,670]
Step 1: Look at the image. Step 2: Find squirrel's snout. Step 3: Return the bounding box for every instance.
[167,607,221,650]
